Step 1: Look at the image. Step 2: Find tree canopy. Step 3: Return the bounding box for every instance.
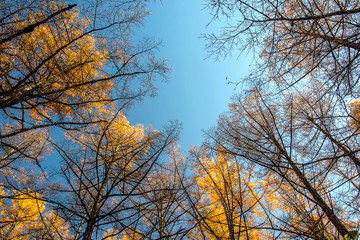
[2,0,360,239]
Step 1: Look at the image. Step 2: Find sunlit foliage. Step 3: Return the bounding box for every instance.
[189,146,278,239]
[0,188,70,239]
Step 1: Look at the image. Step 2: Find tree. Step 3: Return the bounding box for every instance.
[205,0,360,95]
[120,146,191,240]
[188,145,278,240]
[205,86,360,239]
[46,109,182,240]
[0,0,168,169]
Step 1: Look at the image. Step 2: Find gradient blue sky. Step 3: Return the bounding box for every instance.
[128,1,251,150]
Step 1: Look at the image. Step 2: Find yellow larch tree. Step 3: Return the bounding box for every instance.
[1,0,109,119]
[1,0,164,120]
[0,188,70,239]
[54,108,181,240]
[190,146,278,240]
[0,1,173,239]
[0,0,168,171]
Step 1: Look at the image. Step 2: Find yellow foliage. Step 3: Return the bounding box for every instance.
[9,192,45,220]
[191,146,275,239]
[101,112,145,148]
[1,1,114,121]
[0,189,70,239]
[349,99,360,132]
[77,109,146,154]
[38,210,71,239]
[65,107,153,178]
[0,190,44,239]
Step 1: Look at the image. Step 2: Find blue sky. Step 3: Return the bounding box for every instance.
[128,1,251,151]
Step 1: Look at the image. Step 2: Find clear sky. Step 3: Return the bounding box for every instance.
[127,1,251,151]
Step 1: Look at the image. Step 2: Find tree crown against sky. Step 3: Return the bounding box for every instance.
[0,0,168,135]
[0,0,169,191]
[204,0,360,95]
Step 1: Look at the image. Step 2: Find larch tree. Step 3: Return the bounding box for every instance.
[188,145,279,240]
[204,0,360,92]
[204,85,360,239]
[0,0,168,170]
[120,146,191,240]
[46,109,182,240]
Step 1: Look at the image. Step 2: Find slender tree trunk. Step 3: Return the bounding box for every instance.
[271,135,350,238]
[82,162,114,240]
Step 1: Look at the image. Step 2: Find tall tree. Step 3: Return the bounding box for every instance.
[205,86,360,239]
[188,145,278,240]
[0,188,71,239]
[205,0,360,94]
[120,146,191,240]
[0,0,168,169]
[47,109,181,240]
